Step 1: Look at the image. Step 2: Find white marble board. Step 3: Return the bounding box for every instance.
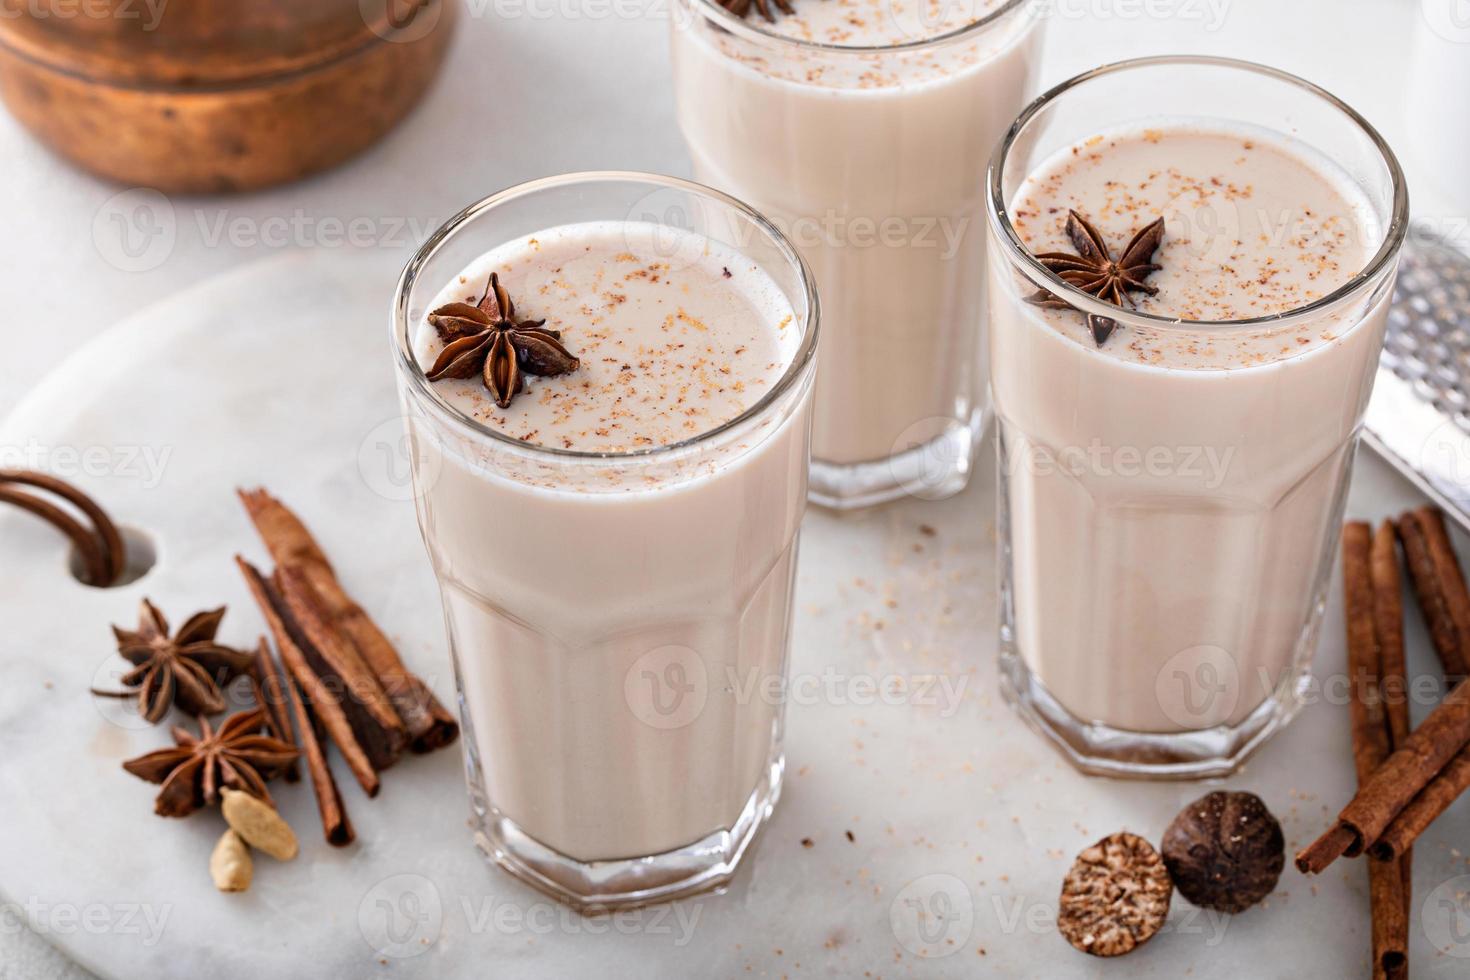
[1,249,1467,978]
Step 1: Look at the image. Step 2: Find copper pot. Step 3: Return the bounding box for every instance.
[0,0,456,193]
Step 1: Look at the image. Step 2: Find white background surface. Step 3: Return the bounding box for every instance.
[0,0,1442,421]
[1,1,1466,978]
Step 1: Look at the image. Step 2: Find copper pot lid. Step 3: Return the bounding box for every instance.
[0,0,441,88]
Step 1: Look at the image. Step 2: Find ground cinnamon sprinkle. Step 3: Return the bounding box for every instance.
[1012,127,1378,368]
[711,0,1013,89]
[415,224,801,475]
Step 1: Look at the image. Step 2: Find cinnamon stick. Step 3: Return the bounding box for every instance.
[1371,510,1470,863]
[1370,749,1470,862]
[1398,506,1470,682]
[1344,524,1393,774]
[1296,676,1470,872]
[236,556,380,797]
[1372,522,1411,749]
[250,637,300,782]
[281,668,355,847]
[1296,823,1356,875]
[237,487,333,570]
[274,564,407,770]
[238,488,458,752]
[1369,865,1408,980]
[1339,523,1409,978]
[1370,521,1413,911]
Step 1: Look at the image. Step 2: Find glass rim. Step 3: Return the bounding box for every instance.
[985,55,1411,331]
[393,170,821,463]
[681,0,1035,56]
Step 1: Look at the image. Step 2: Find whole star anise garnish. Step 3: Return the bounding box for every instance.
[92,600,255,724]
[716,0,793,21]
[1027,209,1166,347]
[122,708,299,817]
[426,272,580,409]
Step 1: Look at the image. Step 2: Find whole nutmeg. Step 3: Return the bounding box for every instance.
[1058,832,1173,957]
[1161,791,1284,913]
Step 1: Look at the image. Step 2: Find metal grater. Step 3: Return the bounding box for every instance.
[1364,227,1470,533]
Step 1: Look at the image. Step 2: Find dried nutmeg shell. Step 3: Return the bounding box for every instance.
[1058,832,1173,957]
[1161,791,1284,914]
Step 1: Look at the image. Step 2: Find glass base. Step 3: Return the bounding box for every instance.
[997,650,1311,780]
[470,757,784,912]
[808,410,982,510]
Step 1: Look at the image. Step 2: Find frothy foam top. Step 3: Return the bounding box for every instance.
[699,0,1029,89]
[1009,124,1383,369]
[414,221,800,454]
[763,0,1007,46]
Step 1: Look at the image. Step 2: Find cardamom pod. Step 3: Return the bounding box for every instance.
[221,788,299,861]
[210,830,252,893]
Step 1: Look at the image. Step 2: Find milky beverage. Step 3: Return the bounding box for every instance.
[409,221,810,861]
[672,0,1040,468]
[992,126,1389,733]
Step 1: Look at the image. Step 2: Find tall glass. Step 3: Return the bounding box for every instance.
[393,173,819,908]
[987,58,1409,778]
[671,0,1042,508]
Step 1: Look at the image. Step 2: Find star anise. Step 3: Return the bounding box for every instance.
[122,708,299,817]
[92,600,255,724]
[716,0,793,20]
[1027,209,1166,347]
[426,272,580,409]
